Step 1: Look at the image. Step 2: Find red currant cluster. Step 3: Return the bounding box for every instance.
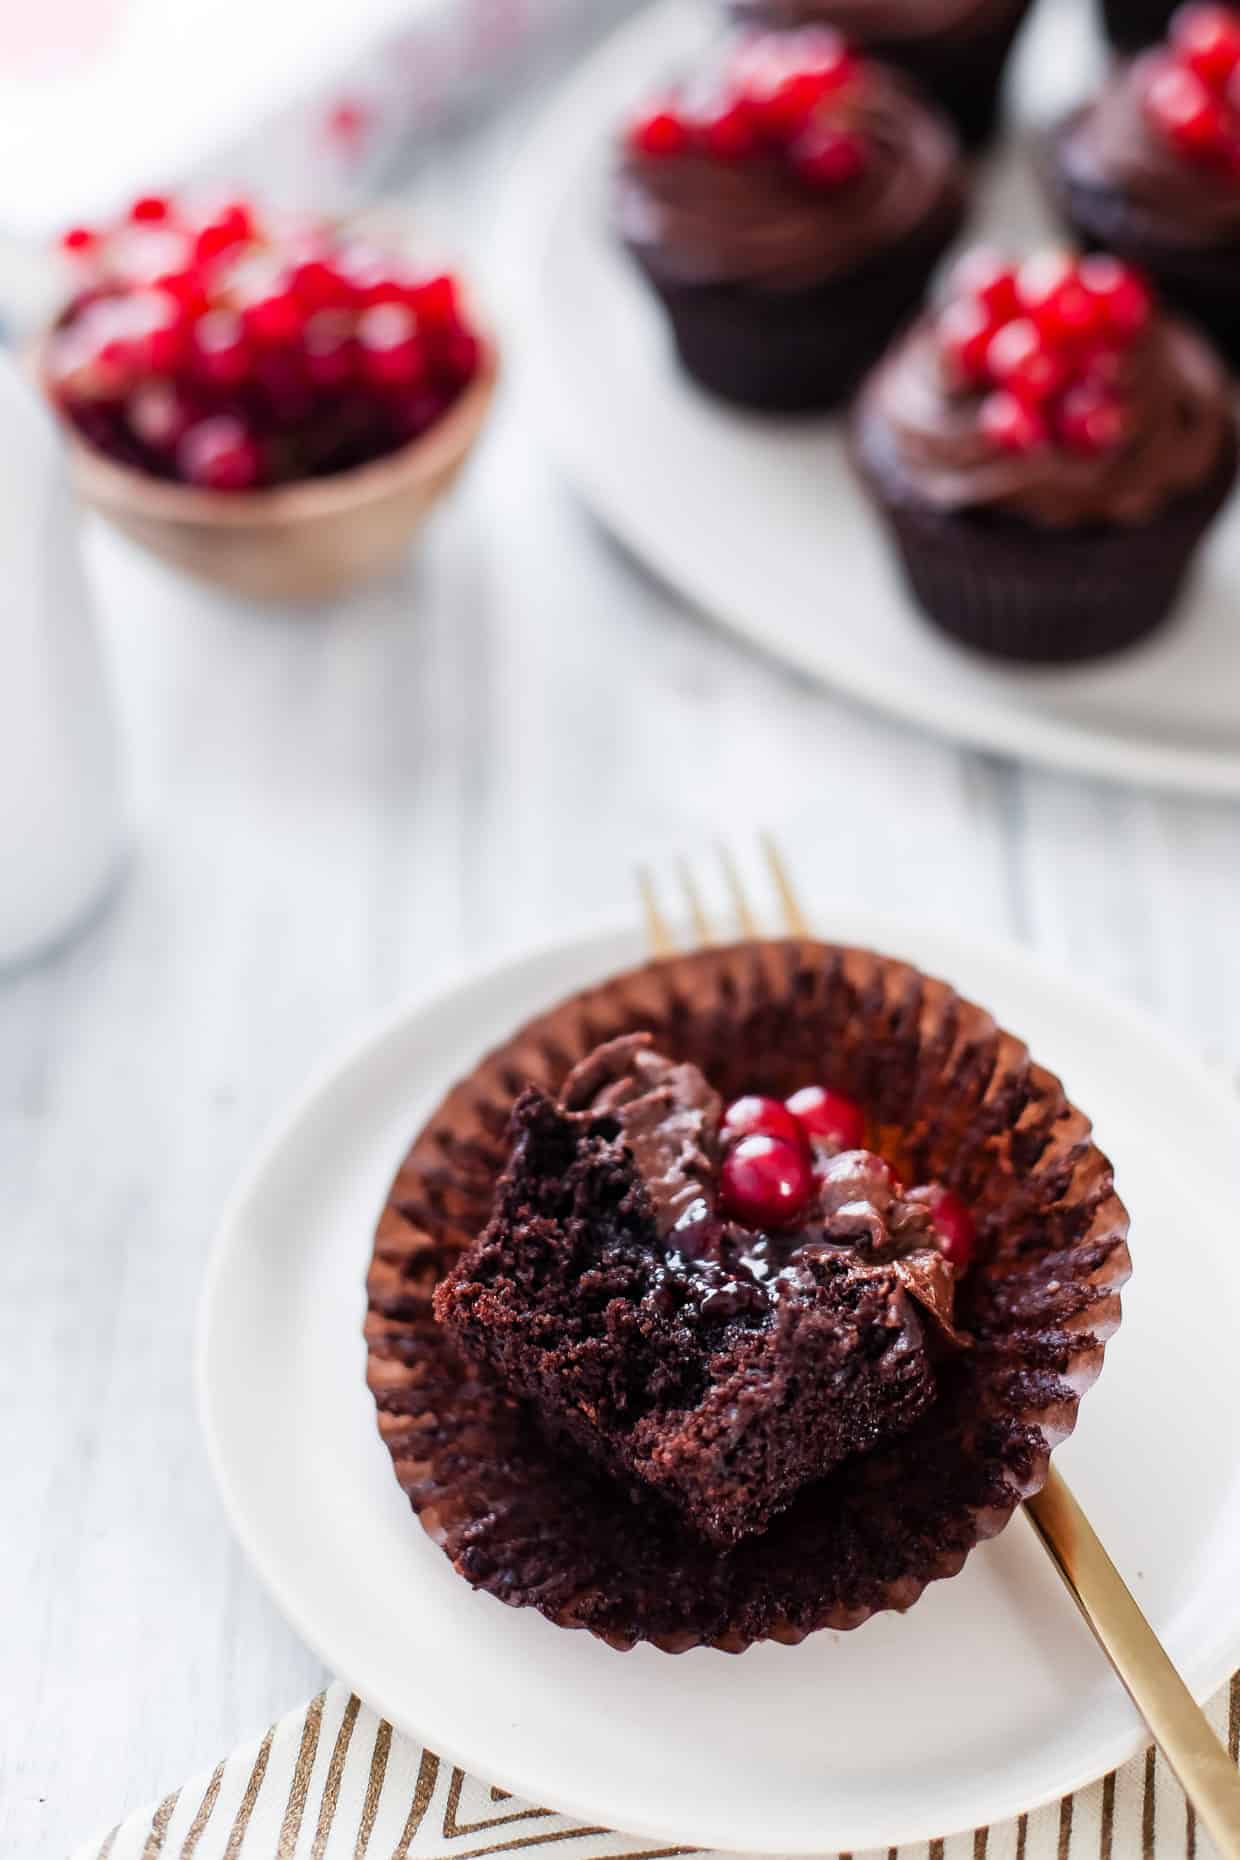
[715,1085,976,1265]
[936,248,1153,457]
[1142,3,1240,173]
[627,30,870,190]
[48,196,482,492]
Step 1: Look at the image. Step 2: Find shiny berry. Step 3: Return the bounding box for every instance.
[703,98,761,159]
[194,202,255,267]
[60,226,97,256]
[127,381,197,452]
[948,248,1020,321]
[938,298,998,386]
[720,1134,813,1229]
[1170,4,1240,87]
[629,107,691,156]
[1144,57,1229,157]
[1078,255,1152,339]
[722,1095,806,1148]
[130,287,187,373]
[979,389,1048,453]
[288,257,349,310]
[1055,381,1130,454]
[740,32,857,135]
[785,1084,865,1150]
[243,288,304,348]
[190,309,251,386]
[130,194,172,224]
[925,1186,977,1268]
[301,311,356,387]
[987,318,1067,402]
[1017,253,1100,348]
[792,125,867,187]
[177,415,263,490]
[411,273,459,329]
[358,302,426,388]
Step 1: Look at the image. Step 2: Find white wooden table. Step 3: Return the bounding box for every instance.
[4,65,1240,1860]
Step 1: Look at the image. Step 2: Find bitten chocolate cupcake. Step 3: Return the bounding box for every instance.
[852,247,1237,662]
[723,0,1033,146]
[614,30,967,412]
[366,940,1131,1653]
[1098,0,1177,55]
[1051,5,1240,368]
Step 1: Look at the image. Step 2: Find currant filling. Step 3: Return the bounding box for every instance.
[434,1033,976,1548]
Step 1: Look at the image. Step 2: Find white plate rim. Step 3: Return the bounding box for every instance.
[196,912,1240,1854]
[493,0,1240,801]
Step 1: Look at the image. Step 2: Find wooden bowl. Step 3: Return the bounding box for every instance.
[39,338,498,603]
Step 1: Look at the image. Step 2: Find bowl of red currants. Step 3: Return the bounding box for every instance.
[39,195,497,602]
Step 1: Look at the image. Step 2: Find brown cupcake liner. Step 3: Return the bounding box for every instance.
[1047,127,1240,371]
[853,406,1238,664]
[628,192,964,414]
[366,941,1131,1654]
[1097,0,1176,53]
[725,0,1034,146]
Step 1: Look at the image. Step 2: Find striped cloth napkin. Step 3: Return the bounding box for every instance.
[74,1675,1239,1860]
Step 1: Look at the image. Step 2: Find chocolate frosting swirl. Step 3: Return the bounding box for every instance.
[855,311,1233,526]
[614,64,963,288]
[730,0,1015,41]
[1059,53,1240,248]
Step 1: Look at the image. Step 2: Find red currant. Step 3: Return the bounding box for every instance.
[177,415,263,490]
[1170,3,1240,87]
[785,1085,865,1151]
[358,302,426,388]
[722,1095,806,1148]
[242,288,304,348]
[720,1134,813,1229]
[948,248,1020,322]
[60,226,97,256]
[411,273,459,329]
[924,1186,977,1268]
[127,380,197,452]
[979,389,1048,453]
[301,310,356,388]
[703,98,761,159]
[1144,56,1230,158]
[1017,253,1100,348]
[791,125,866,187]
[190,309,251,387]
[1077,255,1152,339]
[986,318,1067,402]
[628,107,692,157]
[129,194,172,224]
[938,298,998,386]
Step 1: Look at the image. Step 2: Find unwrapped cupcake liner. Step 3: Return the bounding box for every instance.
[724,0,1034,146]
[366,940,1131,1654]
[630,196,964,414]
[856,430,1238,664]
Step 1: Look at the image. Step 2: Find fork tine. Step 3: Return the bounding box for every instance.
[762,832,810,937]
[637,865,677,957]
[717,843,759,938]
[677,856,714,947]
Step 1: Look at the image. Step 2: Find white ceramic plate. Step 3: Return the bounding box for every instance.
[198,912,1240,1855]
[496,0,1240,797]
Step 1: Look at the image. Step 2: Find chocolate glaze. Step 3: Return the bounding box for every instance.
[366,941,1131,1652]
[561,1032,964,1339]
[854,310,1233,527]
[614,63,963,288]
[1058,57,1240,248]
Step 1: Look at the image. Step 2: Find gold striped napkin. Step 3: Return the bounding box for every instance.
[75,1676,1239,1860]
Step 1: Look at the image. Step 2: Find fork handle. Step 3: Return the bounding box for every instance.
[1026,1467,1240,1858]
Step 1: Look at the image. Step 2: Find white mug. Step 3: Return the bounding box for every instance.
[0,353,124,969]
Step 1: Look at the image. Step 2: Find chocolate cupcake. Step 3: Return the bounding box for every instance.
[1098,0,1177,55]
[1050,8,1240,368]
[614,31,967,412]
[852,246,1237,662]
[722,0,1033,146]
[366,940,1131,1654]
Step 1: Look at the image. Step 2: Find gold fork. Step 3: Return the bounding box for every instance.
[637,837,1240,1859]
